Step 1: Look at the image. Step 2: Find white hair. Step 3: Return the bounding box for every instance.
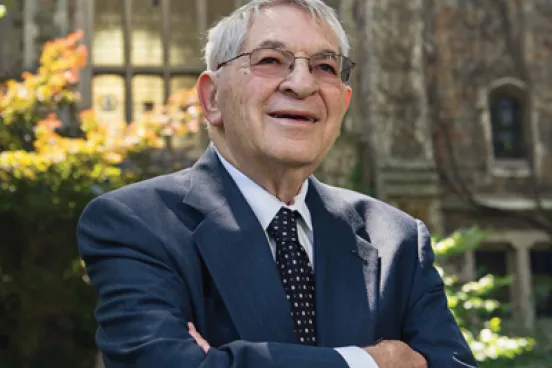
[203,0,349,71]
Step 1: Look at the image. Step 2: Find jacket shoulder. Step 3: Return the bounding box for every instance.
[98,169,193,207]
[318,183,419,234]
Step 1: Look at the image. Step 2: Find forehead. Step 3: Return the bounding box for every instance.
[242,4,341,54]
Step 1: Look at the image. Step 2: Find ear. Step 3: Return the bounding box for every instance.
[196,71,223,127]
[344,85,352,110]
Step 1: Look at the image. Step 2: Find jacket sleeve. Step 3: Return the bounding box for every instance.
[401,220,479,368]
[77,195,348,368]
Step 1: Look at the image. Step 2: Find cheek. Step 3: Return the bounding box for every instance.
[324,90,348,120]
[321,94,347,138]
[242,82,274,119]
[225,85,264,137]
[223,85,248,118]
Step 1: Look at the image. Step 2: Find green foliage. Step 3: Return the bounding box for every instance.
[0,32,202,367]
[433,228,536,366]
[0,1,17,19]
[533,275,552,314]
[433,227,489,262]
[0,0,12,18]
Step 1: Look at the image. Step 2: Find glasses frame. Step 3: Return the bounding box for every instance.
[216,47,356,83]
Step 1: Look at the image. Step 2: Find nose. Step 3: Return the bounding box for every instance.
[279,59,319,99]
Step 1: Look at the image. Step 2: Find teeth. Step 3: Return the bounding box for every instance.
[271,114,316,122]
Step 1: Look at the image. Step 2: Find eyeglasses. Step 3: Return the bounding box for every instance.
[216,47,356,84]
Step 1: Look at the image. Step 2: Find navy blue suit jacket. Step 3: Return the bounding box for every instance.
[77,146,477,367]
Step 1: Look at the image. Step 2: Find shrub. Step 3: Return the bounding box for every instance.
[0,31,202,367]
[433,227,537,367]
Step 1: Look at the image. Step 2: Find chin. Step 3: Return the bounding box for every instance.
[268,148,320,168]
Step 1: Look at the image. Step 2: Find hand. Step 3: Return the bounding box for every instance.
[364,340,427,368]
[188,322,211,353]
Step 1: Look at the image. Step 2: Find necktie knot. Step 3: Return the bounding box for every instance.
[267,207,299,244]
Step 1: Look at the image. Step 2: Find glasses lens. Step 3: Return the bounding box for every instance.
[339,58,354,83]
[249,48,355,83]
[250,48,293,78]
[310,53,342,83]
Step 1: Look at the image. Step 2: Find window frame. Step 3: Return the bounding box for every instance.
[489,90,527,160]
[477,78,535,177]
[79,0,243,123]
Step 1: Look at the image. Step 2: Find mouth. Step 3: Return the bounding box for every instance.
[268,112,319,123]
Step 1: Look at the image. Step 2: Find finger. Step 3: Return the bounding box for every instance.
[188,322,211,353]
[413,350,428,368]
[188,324,210,353]
[188,323,207,347]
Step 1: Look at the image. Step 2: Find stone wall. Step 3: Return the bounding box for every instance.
[432,1,552,198]
[0,0,75,79]
[316,134,359,190]
[0,1,24,79]
[363,0,443,231]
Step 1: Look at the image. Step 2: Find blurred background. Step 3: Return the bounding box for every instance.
[0,0,551,367]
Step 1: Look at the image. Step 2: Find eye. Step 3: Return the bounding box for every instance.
[317,63,338,75]
[257,57,282,65]
[312,54,339,75]
[252,49,288,66]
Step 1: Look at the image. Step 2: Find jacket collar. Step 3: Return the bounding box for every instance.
[181,146,379,346]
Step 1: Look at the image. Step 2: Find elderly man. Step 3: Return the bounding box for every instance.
[77,0,478,367]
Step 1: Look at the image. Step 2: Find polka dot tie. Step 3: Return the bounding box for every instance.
[267,207,317,345]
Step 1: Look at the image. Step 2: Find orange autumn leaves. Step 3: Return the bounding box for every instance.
[0,30,203,186]
[0,31,86,129]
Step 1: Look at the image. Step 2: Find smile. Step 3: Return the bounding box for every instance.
[268,113,319,123]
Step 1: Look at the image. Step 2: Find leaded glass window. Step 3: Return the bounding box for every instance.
[90,0,238,123]
[490,93,526,159]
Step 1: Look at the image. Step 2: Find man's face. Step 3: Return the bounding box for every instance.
[213,4,352,170]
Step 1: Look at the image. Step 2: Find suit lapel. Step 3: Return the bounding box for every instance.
[307,179,379,347]
[182,147,296,343]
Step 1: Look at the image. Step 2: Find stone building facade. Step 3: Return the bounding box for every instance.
[358,0,552,330]
[1,0,551,331]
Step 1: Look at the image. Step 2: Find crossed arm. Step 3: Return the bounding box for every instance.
[78,196,354,367]
[77,196,475,367]
[188,321,427,367]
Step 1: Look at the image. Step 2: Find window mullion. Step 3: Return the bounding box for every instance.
[124,0,133,123]
[78,0,94,109]
[196,0,208,148]
[197,0,207,43]
[162,0,171,101]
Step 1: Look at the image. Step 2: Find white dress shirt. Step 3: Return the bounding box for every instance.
[215,148,379,368]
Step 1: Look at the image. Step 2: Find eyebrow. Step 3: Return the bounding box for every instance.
[257,40,287,49]
[255,39,339,55]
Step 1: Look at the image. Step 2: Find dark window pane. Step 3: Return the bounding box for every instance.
[131,0,163,66]
[531,250,552,317]
[93,75,126,127]
[132,75,164,122]
[93,0,124,66]
[170,0,201,67]
[490,94,526,159]
[475,250,507,276]
[475,250,509,304]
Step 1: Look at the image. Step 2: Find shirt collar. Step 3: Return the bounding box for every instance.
[214,146,312,231]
